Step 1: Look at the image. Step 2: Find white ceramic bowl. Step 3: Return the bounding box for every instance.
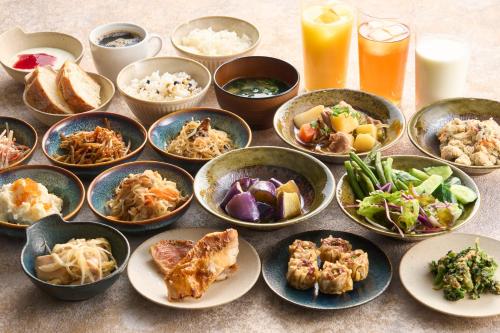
[23,72,115,126]
[0,27,84,83]
[171,16,260,73]
[116,56,211,126]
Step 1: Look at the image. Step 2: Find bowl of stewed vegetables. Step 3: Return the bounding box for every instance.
[273,89,406,164]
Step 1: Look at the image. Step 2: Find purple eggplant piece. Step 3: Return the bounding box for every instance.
[249,180,276,205]
[225,192,260,222]
[257,202,275,221]
[220,182,244,209]
[232,177,258,191]
[269,178,283,188]
[277,192,302,220]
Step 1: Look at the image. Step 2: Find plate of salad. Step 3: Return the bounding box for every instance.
[400,233,500,317]
[336,152,480,240]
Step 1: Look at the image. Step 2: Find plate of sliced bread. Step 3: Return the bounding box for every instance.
[23,61,115,125]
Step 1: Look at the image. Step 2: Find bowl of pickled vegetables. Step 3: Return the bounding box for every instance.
[336,152,480,241]
[273,89,405,164]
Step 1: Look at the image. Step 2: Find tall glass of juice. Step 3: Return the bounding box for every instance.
[301,0,354,91]
[358,12,410,105]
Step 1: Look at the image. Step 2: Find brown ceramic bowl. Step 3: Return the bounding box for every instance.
[214,56,300,130]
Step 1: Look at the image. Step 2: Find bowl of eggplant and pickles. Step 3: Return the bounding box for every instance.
[336,151,480,241]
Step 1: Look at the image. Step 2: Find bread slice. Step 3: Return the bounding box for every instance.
[57,61,101,113]
[24,66,74,115]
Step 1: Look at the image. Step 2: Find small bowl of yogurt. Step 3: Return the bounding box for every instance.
[0,27,83,82]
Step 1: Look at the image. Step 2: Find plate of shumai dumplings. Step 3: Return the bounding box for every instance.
[262,230,392,309]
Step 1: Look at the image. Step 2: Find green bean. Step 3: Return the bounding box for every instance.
[375,152,387,184]
[344,161,365,199]
[349,152,380,186]
[395,179,409,191]
[382,159,396,192]
[360,172,375,194]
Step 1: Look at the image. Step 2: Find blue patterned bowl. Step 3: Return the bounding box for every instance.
[0,165,85,238]
[0,116,37,169]
[87,161,194,234]
[262,230,392,310]
[148,107,252,174]
[21,214,130,301]
[42,112,147,179]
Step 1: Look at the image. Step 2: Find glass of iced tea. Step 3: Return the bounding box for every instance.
[358,11,410,105]
[301,0,354,91]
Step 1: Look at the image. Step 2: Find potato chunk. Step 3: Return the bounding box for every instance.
[331,114,359,134]
[293,105,324,128]
[356,124,377,138]
[353,133,376,152]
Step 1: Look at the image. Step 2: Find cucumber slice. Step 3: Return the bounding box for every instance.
[424,166,453,180]
[414,174,443,195]
[445,176,462,186]
[410,168,429,181]
[450,185,477,204]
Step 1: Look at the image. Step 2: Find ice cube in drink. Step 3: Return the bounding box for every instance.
[358,19,410,105]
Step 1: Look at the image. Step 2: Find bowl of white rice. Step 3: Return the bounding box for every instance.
[117,56,211,125]
[171,16,260,73]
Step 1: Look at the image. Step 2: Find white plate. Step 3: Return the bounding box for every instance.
[127,228,260,309]
[400,233,500,317]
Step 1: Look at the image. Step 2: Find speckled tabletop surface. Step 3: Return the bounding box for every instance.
[1,0,499,332]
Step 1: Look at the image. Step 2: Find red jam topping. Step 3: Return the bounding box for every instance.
[13,53,57,70]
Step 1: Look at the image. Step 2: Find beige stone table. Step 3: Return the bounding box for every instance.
[1,0,499,332]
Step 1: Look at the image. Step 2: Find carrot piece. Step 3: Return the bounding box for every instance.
[298,123,316,143]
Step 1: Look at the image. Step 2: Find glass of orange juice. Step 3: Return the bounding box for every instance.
[358,11,410,105]
[301,0,354,91]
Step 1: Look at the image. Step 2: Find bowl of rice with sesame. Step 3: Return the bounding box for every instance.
[117,56,211,125]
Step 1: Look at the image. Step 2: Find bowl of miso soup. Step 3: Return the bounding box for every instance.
[214,56,299,129]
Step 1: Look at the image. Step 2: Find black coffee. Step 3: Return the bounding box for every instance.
[98,31,143,47]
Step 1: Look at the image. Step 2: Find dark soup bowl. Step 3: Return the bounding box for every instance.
[21,214,130,301]
[42,112,147,179]
[214,56,300,130]
[0,165,85,238]
[87,161,194,234]
[0,116,38,169]
[148,107,252,174]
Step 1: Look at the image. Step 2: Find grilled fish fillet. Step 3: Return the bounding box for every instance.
[165,229,239,301]
[150,240,195,276]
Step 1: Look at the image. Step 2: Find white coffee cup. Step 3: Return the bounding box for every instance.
[89,22,162,82]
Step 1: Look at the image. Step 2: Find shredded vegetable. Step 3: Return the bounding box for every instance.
[37,238,117,285]
[166,118,234,159]
[0,123,30,169]
[106,170,186,221]
[53,119,130,165]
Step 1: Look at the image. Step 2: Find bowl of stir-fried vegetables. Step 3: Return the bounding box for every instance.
[336,152,480,241]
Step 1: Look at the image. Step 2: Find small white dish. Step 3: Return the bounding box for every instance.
[127,227,260,309]
[171,16,260,73]
[400,233,500,318]
[116,56,211,126]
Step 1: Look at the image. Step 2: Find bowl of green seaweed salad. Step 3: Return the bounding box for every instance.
[336,152,480,240]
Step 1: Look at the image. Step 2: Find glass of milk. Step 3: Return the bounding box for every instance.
[415,34,470,110]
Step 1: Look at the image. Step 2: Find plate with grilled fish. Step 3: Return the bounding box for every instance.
[127,227,260,309]
[262,230,392,309]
